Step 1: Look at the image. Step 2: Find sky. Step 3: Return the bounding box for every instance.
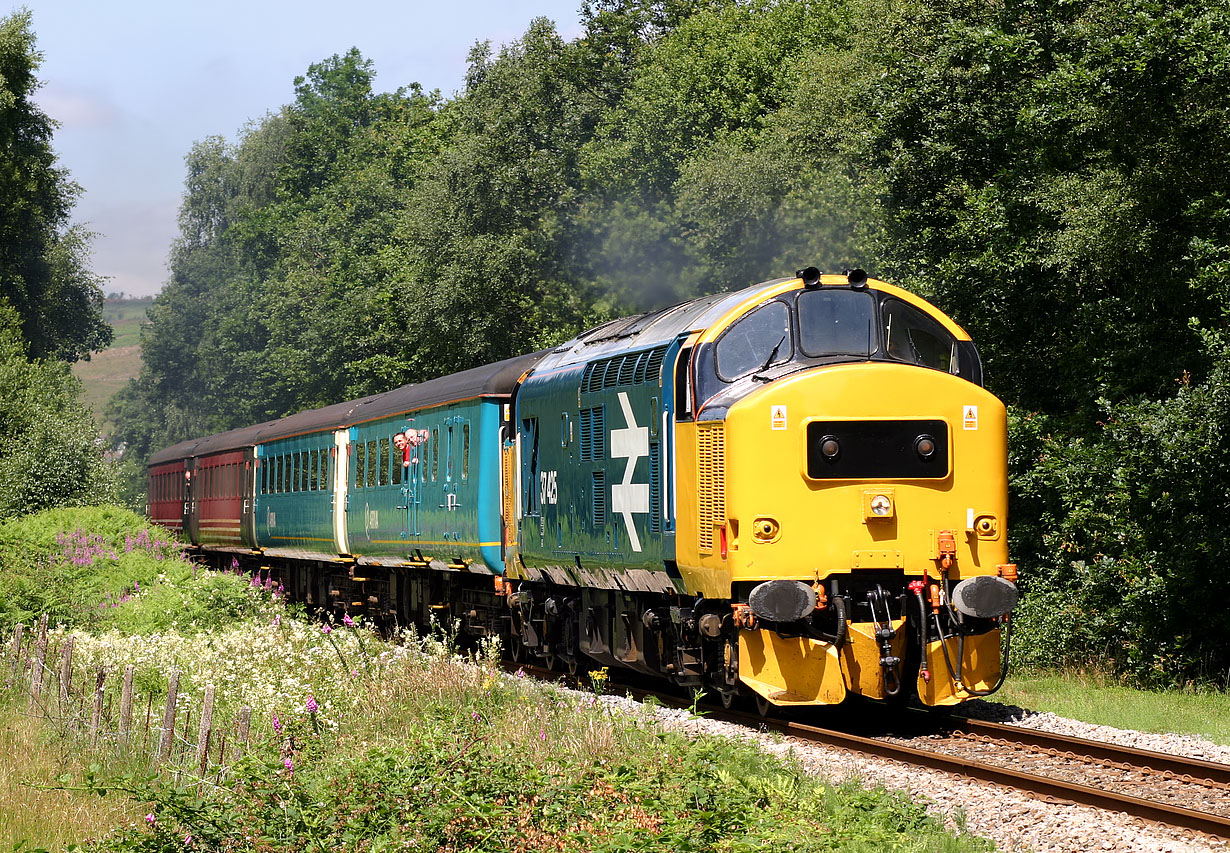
[23,0,586,298]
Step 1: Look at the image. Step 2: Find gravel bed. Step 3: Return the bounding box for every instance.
[585,689,1230,852]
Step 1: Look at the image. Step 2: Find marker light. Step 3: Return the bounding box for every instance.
[818,435,841,461]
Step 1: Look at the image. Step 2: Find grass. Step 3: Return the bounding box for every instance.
[100,299,153,349]
[71,297,152,432]
[996,671,1230,744]
[0,705,144,850]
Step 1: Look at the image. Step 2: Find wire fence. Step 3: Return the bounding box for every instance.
[5,616,253,779]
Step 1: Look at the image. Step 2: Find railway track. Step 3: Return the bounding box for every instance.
[511,663,1230,842]
[748,710,1230,843]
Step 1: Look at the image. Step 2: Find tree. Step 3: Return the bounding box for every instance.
[853,0,1230,422]
[0,303,116,517]
[0,10,110,362]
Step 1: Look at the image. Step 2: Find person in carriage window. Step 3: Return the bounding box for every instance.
[393,431,410,467]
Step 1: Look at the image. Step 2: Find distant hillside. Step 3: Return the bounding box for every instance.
[73,297,152,433]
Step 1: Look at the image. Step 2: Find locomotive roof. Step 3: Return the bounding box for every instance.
[536,278,793,370]
[147,350,548,465]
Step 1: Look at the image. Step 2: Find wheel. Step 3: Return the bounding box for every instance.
[756,694,773,718]
[719,689,736,709]
[564,656,579,676]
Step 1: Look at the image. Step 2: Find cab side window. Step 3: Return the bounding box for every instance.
[714,301,792,381]
[882,299,959,373]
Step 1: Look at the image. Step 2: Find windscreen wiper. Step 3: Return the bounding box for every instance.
[752,335,787,382]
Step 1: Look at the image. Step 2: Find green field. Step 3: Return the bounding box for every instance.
[72,297,152,433]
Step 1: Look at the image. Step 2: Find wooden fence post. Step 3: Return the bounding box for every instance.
[8,623,23,682]
[234,705,251,760]
[90,667,106,746]
[156,668,179,764]
[29,615,48,712]
[59,635,75,712]
[196,684,215,776]
[119,665,135,745]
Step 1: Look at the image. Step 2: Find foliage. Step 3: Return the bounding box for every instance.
[0,306,117,518]
[0,10,111,363]
[0,505,210,631]
[1008,334,1230,686]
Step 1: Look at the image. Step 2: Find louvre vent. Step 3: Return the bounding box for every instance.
[591,470,607,528]
[580,346,671,395]
[617,354,637,384]
[579,406,605,461]
[649,440,661,533]
[602,358,619,388]
[696,423,726,553]
[643,347,666,384]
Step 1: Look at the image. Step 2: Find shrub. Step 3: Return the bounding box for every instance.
[1008,335,1230,686]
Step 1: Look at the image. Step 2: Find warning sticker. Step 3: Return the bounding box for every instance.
[771,405,788,430]
[963,405,979,430]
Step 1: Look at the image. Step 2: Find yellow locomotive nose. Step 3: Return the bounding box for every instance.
[675,358,1011,707]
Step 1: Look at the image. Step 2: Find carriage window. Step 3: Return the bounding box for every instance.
[715,300,792,381]
[355,443,366,489]
[366,440,378,488]
[300,451,309,492]
[462,423,470,480]
[797,289,878,357]
[882,299,959,373]
[431,428,439,482]
[446,425,454,481]
[320,449,330,489]
[378,438,390,486]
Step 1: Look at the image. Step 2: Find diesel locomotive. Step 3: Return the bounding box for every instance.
[148,268,1018,710]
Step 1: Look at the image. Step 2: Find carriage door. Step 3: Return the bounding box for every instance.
[241,448,258,549]
[401,422,426,539]
[183,460,197,541]
[442,412,465,539]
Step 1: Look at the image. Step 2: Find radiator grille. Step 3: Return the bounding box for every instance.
[591,470,606,528]
[696,423,726,553]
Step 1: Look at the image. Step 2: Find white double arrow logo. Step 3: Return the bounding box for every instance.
[610,392,650,552]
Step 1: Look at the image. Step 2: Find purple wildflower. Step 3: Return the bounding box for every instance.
[321,623,332,634]
[272,713,283,733]
[145,813,156,825]
[342,613,354,628]
[305,696,318,714]
[471,711,482,722]
[284,757,293,772]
